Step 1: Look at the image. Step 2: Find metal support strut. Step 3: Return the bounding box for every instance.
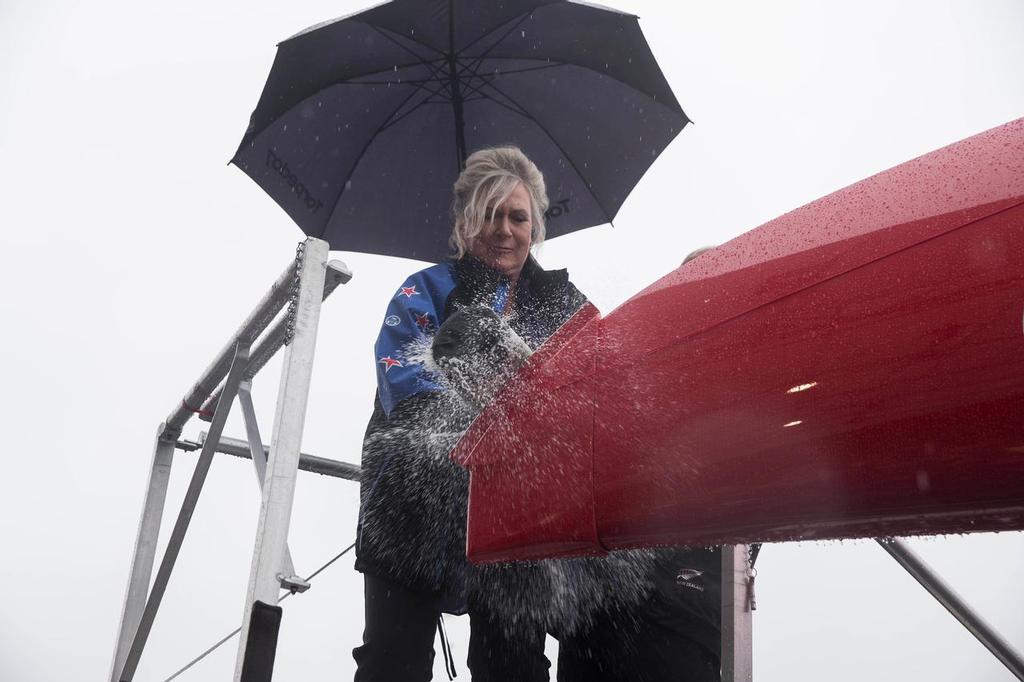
[118,340,252,681]
[233,238,330,680]
[721,544,754,682]
[878,538,1024,681]
[176,432,360,481]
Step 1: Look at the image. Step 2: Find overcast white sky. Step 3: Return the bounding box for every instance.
[1,1,1022,680]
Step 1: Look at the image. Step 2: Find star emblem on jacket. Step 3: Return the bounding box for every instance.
[399,285,420,298]
[414,312,433,332]
[378,356,403,372]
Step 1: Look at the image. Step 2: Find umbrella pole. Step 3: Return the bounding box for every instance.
[447,0,467,167]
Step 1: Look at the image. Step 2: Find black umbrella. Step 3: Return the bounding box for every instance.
[233,0,687,262]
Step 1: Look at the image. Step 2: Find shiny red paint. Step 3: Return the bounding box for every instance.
[452,118,1024,563]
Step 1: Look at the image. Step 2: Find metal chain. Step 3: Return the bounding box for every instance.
[284,241,306,345]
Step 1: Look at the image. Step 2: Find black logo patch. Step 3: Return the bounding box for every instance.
[676,568,706,592]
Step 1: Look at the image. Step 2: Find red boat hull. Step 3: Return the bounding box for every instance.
[453,118,1024,563]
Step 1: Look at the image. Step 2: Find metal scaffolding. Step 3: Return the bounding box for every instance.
[108,238,353,682]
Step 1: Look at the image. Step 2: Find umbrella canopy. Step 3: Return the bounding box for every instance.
[232,0,687,262]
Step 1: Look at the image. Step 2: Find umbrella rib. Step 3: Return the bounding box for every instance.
[241,60,452,148]
[368,24,452,89]
[376,75,495,131]
[364,24,453,121]
[343,76,452,86]
[349,62,566,87]
[456,56,531,108]
[455,66,546,118]
[464,62,567,80]
[336,57,677,117]
[484,56,684,116]
[457,56,502,95]
[455,60,571,107]
[475,80,614,224]
[241,61,457,151]
[378,94,449,134]
[374,63,500,134]
[247,54,680,150]
[455,68,513,106]
[458,59,684,156]
[344,58,448,83]
[459,26,536,83]
[319,82,444,239]
[457,8,535,61]
[386,76,452,107]
[361,21,446,60]
[413,84,451,103]
[458,3,642,75]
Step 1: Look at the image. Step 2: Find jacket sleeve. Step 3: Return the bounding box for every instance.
[373,272,446,416]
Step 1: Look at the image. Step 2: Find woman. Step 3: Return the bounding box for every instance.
[353,146,586,681]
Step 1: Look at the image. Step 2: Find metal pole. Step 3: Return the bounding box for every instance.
[234,238,330,680]
[447,0,468,167]
[117,341,251,682]
[108,425,176,682]
[878,538,1024,680]
[721,544,753,682]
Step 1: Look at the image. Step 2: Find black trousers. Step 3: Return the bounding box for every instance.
[556,611,720,682]
[353,573,551,681]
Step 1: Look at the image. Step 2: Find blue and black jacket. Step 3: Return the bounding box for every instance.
[355,256,586,604]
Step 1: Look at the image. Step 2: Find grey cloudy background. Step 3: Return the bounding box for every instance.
[1,1,1022,680]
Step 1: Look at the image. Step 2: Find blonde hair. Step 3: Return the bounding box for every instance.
[449,146,548,258]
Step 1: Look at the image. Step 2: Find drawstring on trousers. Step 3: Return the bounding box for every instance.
[437,615,458,679]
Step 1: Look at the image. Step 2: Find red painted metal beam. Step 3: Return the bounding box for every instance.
[453,118,1024,563]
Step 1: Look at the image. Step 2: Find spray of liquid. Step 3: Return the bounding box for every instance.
[364,305,674,636]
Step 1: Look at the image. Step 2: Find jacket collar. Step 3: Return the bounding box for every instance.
[453,255,567,297]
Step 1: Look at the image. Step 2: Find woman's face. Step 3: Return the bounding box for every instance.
[469,182,533,281]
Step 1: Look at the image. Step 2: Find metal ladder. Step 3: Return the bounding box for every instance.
[108,237,356,681]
